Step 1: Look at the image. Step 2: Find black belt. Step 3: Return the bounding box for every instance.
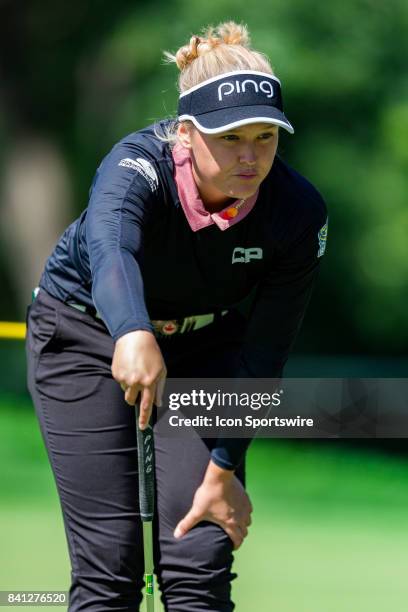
[32,288,228,337]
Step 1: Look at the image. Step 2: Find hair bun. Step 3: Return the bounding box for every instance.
[167,21,251,72]
[163,20,273,91]
[174,36,202,71]
[215,22,250,47]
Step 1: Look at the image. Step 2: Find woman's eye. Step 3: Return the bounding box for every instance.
[221,134,239,141]
[220,132,276,142]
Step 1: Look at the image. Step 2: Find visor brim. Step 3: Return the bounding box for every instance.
[178,105,294,134]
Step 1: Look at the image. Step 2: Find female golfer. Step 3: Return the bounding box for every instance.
[26,21,327,611]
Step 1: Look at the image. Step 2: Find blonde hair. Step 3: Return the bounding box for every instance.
[157,22,275,145]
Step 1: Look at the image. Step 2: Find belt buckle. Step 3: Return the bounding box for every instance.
[154,320,180,336]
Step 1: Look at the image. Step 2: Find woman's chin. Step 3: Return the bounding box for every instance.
[227,187,258,200]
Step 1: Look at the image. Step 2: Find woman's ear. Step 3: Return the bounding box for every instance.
[177,122,193,148]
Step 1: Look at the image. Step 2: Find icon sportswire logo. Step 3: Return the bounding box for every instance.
[232,247,263,264]
[118,158,159,192]
[218,79,274,101]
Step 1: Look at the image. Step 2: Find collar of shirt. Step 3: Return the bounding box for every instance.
[172,143,259,232]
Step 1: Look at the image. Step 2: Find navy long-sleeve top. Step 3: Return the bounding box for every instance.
[39,120,328,469]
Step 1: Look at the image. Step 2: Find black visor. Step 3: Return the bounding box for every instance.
[178,70,294,134]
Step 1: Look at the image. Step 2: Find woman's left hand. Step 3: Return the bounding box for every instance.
[173,460,253,550]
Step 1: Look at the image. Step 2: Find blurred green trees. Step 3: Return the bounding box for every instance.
[0,0,407,354]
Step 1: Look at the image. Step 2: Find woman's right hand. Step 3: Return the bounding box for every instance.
[111,330,167,429]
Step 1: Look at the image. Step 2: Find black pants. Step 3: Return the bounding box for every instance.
[26,290,246,611]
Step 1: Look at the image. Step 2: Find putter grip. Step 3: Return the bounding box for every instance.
[136,405,155,522]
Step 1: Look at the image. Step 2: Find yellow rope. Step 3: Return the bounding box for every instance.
[0,322,26,340]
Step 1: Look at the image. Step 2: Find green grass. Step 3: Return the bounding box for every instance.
[1,398,408,610]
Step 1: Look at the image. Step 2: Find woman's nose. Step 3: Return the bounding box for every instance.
[238,145,257,164]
